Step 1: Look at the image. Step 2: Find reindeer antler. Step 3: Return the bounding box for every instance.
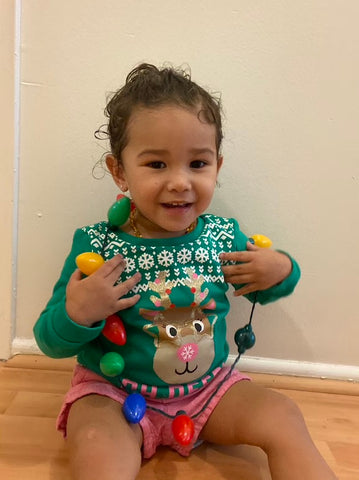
[148,271,176,310]
[183,268,210,306]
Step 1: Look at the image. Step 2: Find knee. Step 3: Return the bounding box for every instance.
[261,392,308,451]
[69,422,142,463]
[271,392,304,423]
[67,422,142,480]
[69,422,115,449]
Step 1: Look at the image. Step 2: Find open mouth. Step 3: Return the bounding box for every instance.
[162,202,192,209]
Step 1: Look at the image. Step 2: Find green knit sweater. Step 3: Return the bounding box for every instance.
[34,214,300,398]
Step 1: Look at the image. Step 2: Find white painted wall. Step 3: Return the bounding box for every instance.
[5,1,359,378]
[0,0,16,359]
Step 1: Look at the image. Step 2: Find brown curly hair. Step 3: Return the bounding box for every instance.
[98,63,223,162]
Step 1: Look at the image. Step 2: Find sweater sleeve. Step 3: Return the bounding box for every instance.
[33,228,105,358]
[231,219,301,305]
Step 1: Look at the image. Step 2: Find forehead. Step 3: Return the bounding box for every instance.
[126,105,217,148]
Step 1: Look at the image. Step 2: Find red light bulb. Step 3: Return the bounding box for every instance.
[172,413,195,446]
[102,315,127,346]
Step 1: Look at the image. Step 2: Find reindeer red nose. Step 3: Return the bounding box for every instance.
[177,343,199,363]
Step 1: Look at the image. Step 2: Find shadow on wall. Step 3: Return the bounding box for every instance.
[226,296,314,363]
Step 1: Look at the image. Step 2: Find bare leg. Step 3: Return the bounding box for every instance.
[200,381,337,480]
[66,394,143,480]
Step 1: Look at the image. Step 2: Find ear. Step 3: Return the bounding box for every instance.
[216,155,223,174]
[106,155,128,191]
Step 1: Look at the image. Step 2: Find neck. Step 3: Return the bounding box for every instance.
[129,208,197,238]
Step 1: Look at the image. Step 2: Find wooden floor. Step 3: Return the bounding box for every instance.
[0,355,358,479]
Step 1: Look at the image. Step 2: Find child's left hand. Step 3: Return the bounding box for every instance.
[220,242,292,297]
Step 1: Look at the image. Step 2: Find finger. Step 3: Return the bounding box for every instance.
[220,251,254,263]
[223,274,254,285]
[222,263,254,275]
[114,272,142,298]
[68,268,82,284]
[116,294,141,311]
[107,261,129,285]
[222,261,255,277]
[233,284,257,297]
[246,241,259,251]
[96,254,126,280]
[221,264,245,276]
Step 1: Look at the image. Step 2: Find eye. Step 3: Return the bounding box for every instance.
[193,320,205,333]
[147,161,166,169]
[165,325,178,338]
[190,160,207,169]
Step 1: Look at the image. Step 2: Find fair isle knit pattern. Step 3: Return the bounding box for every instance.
[83,214,236,291]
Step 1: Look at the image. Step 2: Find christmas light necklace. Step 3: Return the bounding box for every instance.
[75,195,270,446]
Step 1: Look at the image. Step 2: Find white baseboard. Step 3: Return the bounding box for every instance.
[11,338,359,382]
[227,354,359,382]
[11,337,41,355]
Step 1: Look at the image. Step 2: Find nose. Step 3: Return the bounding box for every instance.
[167,169,191,192]
[177,343,199,363]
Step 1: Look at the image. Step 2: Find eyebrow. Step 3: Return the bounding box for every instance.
[189,148,216,156]
[138,149,167,157]
[138,148,216,157]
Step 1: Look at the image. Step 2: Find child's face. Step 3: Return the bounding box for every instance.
[107,105,222,238]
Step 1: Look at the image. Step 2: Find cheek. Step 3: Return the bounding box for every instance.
[197,177,217,194]
[130,183,158,205]
[197,180,217,205]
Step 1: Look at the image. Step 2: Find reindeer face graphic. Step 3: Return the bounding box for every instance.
[140,268,217,384]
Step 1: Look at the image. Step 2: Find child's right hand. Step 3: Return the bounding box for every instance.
[65,254,141,327]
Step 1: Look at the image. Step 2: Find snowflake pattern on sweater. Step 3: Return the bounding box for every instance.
[84,214,236,293]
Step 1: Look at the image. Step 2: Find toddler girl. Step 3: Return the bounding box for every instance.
[34,63,337,479]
